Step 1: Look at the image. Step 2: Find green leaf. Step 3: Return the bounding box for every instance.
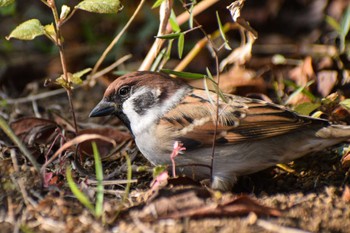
[294,102,320,115]
[56,74,69,88]
[206,68,227,103]
[177,33,184,59]
[340,99,350,110]
[0,0,14,7]
[216,11,231,50]
[152,165,167,178]
[92,142,103,218]
[66,166,95,215]
[325,15,341,34]
[284,80,316,104]
[6,19,45,40]
[0,1,15,16]
[161,69,206,79]
[155,32,182,39]
[152,0,165,9]
[169,10,180,32]
[188,0,196,29]
[340,5,350,37]
[75,0,123,14]
[151,47,167,71]
[44,23,56,40]
[71,76,83,85]
[72,68,91,85]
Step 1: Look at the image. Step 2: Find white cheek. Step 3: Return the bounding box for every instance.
[122,85,191,135]
[122,88,159,135]
[123,103,158,134]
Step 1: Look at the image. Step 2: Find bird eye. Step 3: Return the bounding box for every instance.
[118,85,130,97]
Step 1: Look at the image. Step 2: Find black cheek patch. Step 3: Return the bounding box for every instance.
[132,91,156,115]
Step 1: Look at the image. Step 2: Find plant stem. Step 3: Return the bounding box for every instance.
[66,88,78,133]
[91,0,147,75]
[49,0,70,83]
[210,55,220,178]
[46,0,78,133]
[139,0,219,70]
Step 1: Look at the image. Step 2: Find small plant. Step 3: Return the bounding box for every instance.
[326,5,350,54]
[66,142,104,218]
[3,0,123,133]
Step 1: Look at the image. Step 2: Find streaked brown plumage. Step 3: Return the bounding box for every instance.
[90,71,350,191]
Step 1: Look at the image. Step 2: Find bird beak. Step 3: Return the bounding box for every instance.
[89,100,116,117]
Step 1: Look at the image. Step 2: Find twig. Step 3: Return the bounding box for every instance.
[87,179,137,185]
[88,54,132,82]
[66,88,78,133]
[176,0,224,179]
[31,100,42,118]
[139,0,173,72]
[209,55,221,178]
[91,0,146,75]
[45,0,79,133]
[10,149,38,207]
[5,88,66,104]
[48,0,70,83]
[166,0,220,32]
[139,0,219,71]
[174,23,234,72]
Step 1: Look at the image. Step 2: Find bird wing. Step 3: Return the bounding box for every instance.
[158,89,328,149]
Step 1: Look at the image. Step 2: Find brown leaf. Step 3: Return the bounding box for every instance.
[341,150,350,168]
[10,117,59,145]
[130,187,281,221]
[331,106,350,123]
[288,56,315,105]
[317,70,338,97]
[289,57,315,85]
[164,195,281,219]
[342,186,350,202]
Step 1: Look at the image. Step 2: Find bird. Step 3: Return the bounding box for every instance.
[89,71,350,191]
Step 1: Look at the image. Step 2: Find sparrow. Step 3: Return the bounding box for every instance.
[90,71,350,191]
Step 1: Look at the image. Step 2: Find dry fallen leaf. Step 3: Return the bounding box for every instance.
[288,56,315,105]
[10,117,59,145]
[126,187,281,221]
[317,70,338,97]
[341,149,350,169]
[342,186,350,202]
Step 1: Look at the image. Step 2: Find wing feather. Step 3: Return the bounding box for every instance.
[157,89,328,150]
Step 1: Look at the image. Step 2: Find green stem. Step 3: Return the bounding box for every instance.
[0,116,40,173]
[45,0,78,133]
